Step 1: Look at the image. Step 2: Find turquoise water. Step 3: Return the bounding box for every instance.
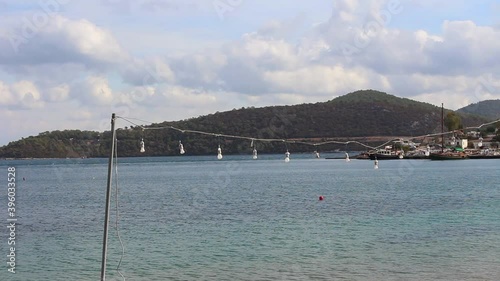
[1,155,500,280]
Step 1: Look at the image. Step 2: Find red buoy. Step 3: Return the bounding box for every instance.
[319,195,324,201]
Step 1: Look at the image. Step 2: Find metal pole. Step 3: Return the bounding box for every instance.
[441,103,444,153]
[101,113,116,281]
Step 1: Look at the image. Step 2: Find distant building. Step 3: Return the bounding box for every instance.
[467,131,480,138]
[460,139,468,149]
[446,136,467,148]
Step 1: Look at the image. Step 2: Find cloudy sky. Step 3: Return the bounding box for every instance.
[1,0,499,145]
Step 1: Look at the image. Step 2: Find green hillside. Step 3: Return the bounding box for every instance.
[0,90,490,158]
[457,100,500,120]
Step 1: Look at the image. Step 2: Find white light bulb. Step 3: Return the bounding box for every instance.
[374,159,379,169]
[345,152,350,162]
[179,141,185,154]
[217,145,223,160]
[140,139,145,153]
[252,148,258,159]
[285,150,290,162]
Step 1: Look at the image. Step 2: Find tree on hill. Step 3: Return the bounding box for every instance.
[444,112,462,131]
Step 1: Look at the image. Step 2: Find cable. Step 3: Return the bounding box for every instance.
[118,116,158,125]
[407,118,500,140]
[113,137,126,281]
[466,118,500,130]
[116,115,500,152]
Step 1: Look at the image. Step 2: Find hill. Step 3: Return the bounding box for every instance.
[0,90,490,158]
[457,100,500,120]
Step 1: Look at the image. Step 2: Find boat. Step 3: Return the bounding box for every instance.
[468,150,500,159]
[429,151,468,160]
[368,149,404,160]
[404,153,429,159]
[429,152,467,160]
[355,152,370,159]
[429,103,468,160]
[468,154,500,159]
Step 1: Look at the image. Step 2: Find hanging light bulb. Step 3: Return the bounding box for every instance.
[374,158,379,169]
[478,137,483,147]
[179,141,185,154]
[250,139,257,159]
[217,144,223,160]
[285,150,290,162]
[345,143,350,162]
[140,138,145,153]
[314,150,320,158]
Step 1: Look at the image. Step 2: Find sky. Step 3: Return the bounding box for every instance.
[0,0,499,145]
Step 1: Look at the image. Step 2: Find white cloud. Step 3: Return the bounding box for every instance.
[120,57,176,86]
[53,16,128,64]
[0,15,128,68]
[71,76,115,105]
[159,85,218,107]
[0,100,105,146]
[396,73,500,109]
[2,80,44,108]
[47,83,70,102]
[239,33,298,69]
[414,30,443,49]
[423,21,500,73]
[119,84,218,110]
[263,65,387,95]
[0,81,15,106]
[1,0,500,145]
[411,91,471,111]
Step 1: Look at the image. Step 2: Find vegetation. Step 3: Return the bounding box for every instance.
[0,130,104,158]
[457,100,500,120]
[444,111,463,131]
[0,90,490,158]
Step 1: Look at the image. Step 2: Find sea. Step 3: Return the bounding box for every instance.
[1,153,499,281]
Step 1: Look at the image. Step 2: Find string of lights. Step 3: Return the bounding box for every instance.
[116,115,500,160]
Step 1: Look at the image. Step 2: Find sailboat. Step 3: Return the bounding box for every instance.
[429,149,468,160]
[429,103,468,160]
